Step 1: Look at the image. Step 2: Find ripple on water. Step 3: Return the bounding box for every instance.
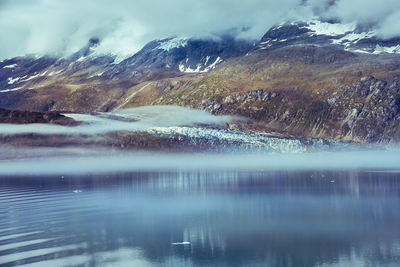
[0,170,400,266]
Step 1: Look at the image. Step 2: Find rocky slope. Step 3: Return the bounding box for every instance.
[1,20,400,142]
[154,48,400,142]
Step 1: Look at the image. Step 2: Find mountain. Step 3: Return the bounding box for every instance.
[1,19,400,142]
[0,35,253,111]
[257,19,400,54]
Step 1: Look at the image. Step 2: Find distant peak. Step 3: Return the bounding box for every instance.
[257,19,400,55]
[88,37,100,48]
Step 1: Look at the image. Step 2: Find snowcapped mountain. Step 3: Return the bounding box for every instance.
[101,36,253,79]
[0,35,253,94]
[3,19,400,95]
[256,19,400,54]
[1,19,400,142]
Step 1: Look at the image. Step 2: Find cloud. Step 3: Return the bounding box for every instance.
[0,106,238,135]
[315,0,400,38]
[0,0,400,60]
[375,10,400,38]
[0,0,303,59]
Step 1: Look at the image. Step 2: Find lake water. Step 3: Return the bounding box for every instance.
[1,169,400,267]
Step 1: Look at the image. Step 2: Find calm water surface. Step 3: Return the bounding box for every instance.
[1,170,400,266]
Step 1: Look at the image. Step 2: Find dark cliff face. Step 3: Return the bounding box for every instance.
[214,76,400,143]
[0,108,76,125]
[1,20,400,142]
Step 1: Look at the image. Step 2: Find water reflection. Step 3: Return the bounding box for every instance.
[0,170,400,266]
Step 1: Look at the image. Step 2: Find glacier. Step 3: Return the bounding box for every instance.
[0,105,396,176]
[0,106,377,154]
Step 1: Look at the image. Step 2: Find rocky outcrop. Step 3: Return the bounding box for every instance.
[204,76,400,142]
[0,108,77,125]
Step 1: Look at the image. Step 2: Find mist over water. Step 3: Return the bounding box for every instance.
[0,149,400,176]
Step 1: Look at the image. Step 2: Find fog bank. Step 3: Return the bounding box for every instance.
[0,106,236,135]
[0,149,399,175]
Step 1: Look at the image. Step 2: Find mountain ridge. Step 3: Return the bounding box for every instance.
[1,19,400,142]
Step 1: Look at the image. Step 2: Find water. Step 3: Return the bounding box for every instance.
[1,170,400,266]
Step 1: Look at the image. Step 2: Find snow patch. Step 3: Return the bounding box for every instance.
[204,57,223,71]
[331,30,375,51]
[373,44,400,54]
[302,20,356,36]
[205,56,211,65]
[179,57,223,73]
[331,32,374,46]
[77,56,86,62]
[3,64,17,69]
[157,37,188,51]
[21,72,40,82]
[345,48,370,54]
[7,77,21,85]
[179,63,203,73]
[0,87,24,93]
[112,55,132,64]
[48,69,63,76]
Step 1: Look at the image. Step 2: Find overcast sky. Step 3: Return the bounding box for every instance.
[1,0,400,60]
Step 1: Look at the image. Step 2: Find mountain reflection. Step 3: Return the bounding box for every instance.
[1,170,400,266]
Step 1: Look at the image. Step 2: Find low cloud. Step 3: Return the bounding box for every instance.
[0,0,399,60]
[0,106,237,135]
[0,150,400,175]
